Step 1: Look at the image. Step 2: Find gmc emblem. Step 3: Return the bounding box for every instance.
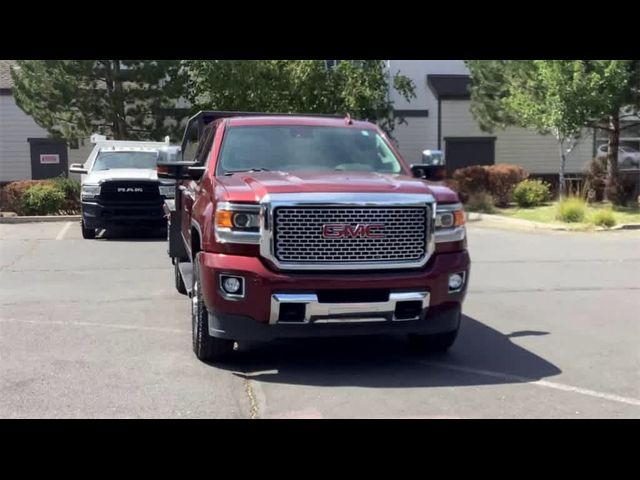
[117,187,144,193]
[322,224,385,239]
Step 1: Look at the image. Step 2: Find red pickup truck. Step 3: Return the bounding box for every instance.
[158,111,469,362]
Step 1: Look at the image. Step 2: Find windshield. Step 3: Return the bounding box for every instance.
[92,151,158,171]
[217,125,403,175]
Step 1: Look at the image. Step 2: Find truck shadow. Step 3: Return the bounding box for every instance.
[217,315,561,388]
[95,226,167,242]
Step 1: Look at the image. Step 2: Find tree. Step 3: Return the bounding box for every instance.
[582,61,639,204]
[466,60,639,204]
[182,60,415,137]
[11,60,187,142]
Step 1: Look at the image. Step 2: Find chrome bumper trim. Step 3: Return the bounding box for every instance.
[269,291,430,325]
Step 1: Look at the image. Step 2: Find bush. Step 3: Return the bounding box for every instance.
[452,164,528,207]
[52,177,81,213]
[18,184,65,216]
[556,197,587,223]
[0,180,52,214]
[465,191,495,213]
[513,179,551,208]
[584,157,636,205]
[452,166,489,203]
[486,164,528,207]
[591,209,616,228]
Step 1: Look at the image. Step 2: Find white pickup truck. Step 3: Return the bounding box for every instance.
[69,134,176,239]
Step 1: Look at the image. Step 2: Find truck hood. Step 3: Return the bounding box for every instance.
[217,171,459,204]
[84,169,159,184]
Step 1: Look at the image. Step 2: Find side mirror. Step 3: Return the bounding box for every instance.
[187,166,207,180]
[421,149,445,166]
[411,164,447,181]
[156,146,191,180]
[69,163,88,174]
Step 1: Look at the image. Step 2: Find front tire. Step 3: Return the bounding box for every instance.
[408,330,459,354]
[174,258,187,295]
[191,252,235,362]
[81,220,96,239]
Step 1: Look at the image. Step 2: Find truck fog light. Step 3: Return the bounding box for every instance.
[220,275,244,297]
[448,272,465,292]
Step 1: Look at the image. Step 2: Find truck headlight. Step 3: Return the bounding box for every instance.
[159,186,175,198]
[81,185,100,200]
[435,203,465,229]
[214,203,261,244]
[216,210,260,231]
[434,203,466,244]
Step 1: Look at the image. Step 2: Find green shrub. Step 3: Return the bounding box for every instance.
[591,209,616,228]
[0,180,51,214]
[18,183,65,216]
[513,179,551,208]
[556,197,586,223]
[52,176,81,213]
[465,191,495,213]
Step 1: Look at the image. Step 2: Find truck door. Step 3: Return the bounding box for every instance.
[180,123,216,255]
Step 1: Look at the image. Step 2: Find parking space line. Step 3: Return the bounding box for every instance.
[421,360,640,407]
[0,317,188,335]
[55,222,73,240]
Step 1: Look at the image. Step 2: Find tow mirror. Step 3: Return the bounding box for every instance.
[69,163,88,174]
[411,164,447,181]
[412,149,447,181]
[156,146,195,180]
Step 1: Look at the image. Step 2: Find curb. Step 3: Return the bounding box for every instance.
[467,212,640,233]
[0,215,80,224]
[611,223,640,230]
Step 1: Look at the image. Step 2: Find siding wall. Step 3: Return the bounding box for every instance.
[388,60,596,175]
[0,94,94,182]
[388,60,468,162]
[0,95,47,181]
[441,100,595,174]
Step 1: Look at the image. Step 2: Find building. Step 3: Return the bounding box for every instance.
[389,60,640,181]
[2,59,638,186]
[0,60,95,184]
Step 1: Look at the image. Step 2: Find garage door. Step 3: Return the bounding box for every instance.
[444,137,495,175]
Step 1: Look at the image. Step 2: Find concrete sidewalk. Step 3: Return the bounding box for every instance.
[467,212,640,232]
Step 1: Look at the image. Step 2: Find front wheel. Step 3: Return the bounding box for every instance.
[191,252,235,362]
[408,330,458,354]
[174,258,187,295]
[81,220,95,239]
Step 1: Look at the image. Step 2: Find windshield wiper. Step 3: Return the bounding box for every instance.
[224,168,271,176]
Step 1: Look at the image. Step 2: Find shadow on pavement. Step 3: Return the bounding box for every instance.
[95,226,167,242]
[215,315,561,388]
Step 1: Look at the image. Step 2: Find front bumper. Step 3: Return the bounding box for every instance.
[209,303,461,341]
[82,201,166,229]
[199,251,470,341]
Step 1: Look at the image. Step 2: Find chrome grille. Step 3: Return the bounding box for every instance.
[273,206,429,264]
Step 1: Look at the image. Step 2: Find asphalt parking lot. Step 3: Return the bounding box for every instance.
[1,221,639,418]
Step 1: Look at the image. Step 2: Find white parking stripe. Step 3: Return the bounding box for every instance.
[0,317,188,335]
[55,222,73,240]
[422,361,640,407]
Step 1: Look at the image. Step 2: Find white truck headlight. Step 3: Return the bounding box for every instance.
[81,185,100,200]
[159,185,175,198]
